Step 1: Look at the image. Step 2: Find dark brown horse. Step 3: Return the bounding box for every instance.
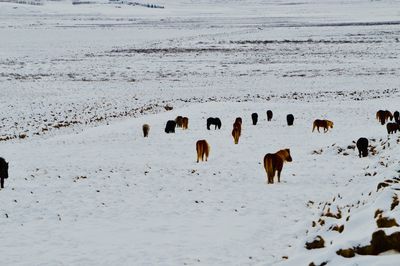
[142,124,150,137]
[264,149,292,184]
[175,116,183,128]
[0,157,9,189]
[386,122,399,134]
[376,110,393,125]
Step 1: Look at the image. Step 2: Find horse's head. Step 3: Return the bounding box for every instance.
[285,149,293,162]
[328,121,334,128]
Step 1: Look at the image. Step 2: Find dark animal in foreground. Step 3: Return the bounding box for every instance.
[376,110,393,125]
[0,157,9,189]
[142,124,150,137]
[267,110,273,121]
[251,113,258,125]
[386,122,399,134]
[207,117,222,130]
[182,117,189,130]
[175,116,183,128]
[356,137,368,158]
[264,149,292,184]
[286,114,294,126]
[196,140,210,163]
[312,119,334,133]
[165,120,176,133]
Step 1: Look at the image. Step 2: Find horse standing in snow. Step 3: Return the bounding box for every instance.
[0,157,9,189]
[142,124,150,137]
[165,120,176,133]
[356,138,369,158]
[267,110,273,121]
[286,114,294,126]
[386,122,399,134]
[263,149,292,184]
[251,113,258,125]
[206,117,222,130]
[196,140,210,163]
[312,119,334,133]
[376,110,393,125]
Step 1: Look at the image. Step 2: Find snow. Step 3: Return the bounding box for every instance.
[1,0,400,265]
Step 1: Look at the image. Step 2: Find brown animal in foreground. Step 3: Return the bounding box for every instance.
[263,149,292,184]
[376,110,393,125]
[175,116,183,128]
[312,119,334,133]
[196,140,210,163]
[182,117,189,130]
[142,124,150,137]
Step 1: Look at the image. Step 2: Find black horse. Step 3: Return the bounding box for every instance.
[356,138,368,158]
[286,114,294,126]
[0,157,9,189]
[251,113,258,125]
[267,110,273,121]
[165,120,176,133]
[207,117,222,130]
[394,111,399,123]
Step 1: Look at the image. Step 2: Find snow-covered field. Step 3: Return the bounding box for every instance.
[1,0,400,265]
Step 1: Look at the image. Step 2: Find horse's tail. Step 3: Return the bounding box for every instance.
[264,155,274,181]
[312,121,316,132]
[196,142,202,162]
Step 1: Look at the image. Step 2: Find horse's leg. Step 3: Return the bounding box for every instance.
[0,177,3,189]
[277,170,281,182]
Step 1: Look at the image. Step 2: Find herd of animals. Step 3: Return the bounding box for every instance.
[139,108,397,185]
[0,109,398,189]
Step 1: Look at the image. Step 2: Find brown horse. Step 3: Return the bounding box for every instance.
[196,140,210,163]
[232,127,241,144]
[182,117,189,130]
[263,149,292,184]
[376,110,393,125]
[175,116,183,128]
[142,124,150,137]
[312,119,334,133]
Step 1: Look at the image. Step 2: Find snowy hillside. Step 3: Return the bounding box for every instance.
[1,0,400,265]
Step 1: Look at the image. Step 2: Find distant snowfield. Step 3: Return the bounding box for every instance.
[1,0,400,265]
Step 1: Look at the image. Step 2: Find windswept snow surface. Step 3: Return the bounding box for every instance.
[1,0,400,265]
